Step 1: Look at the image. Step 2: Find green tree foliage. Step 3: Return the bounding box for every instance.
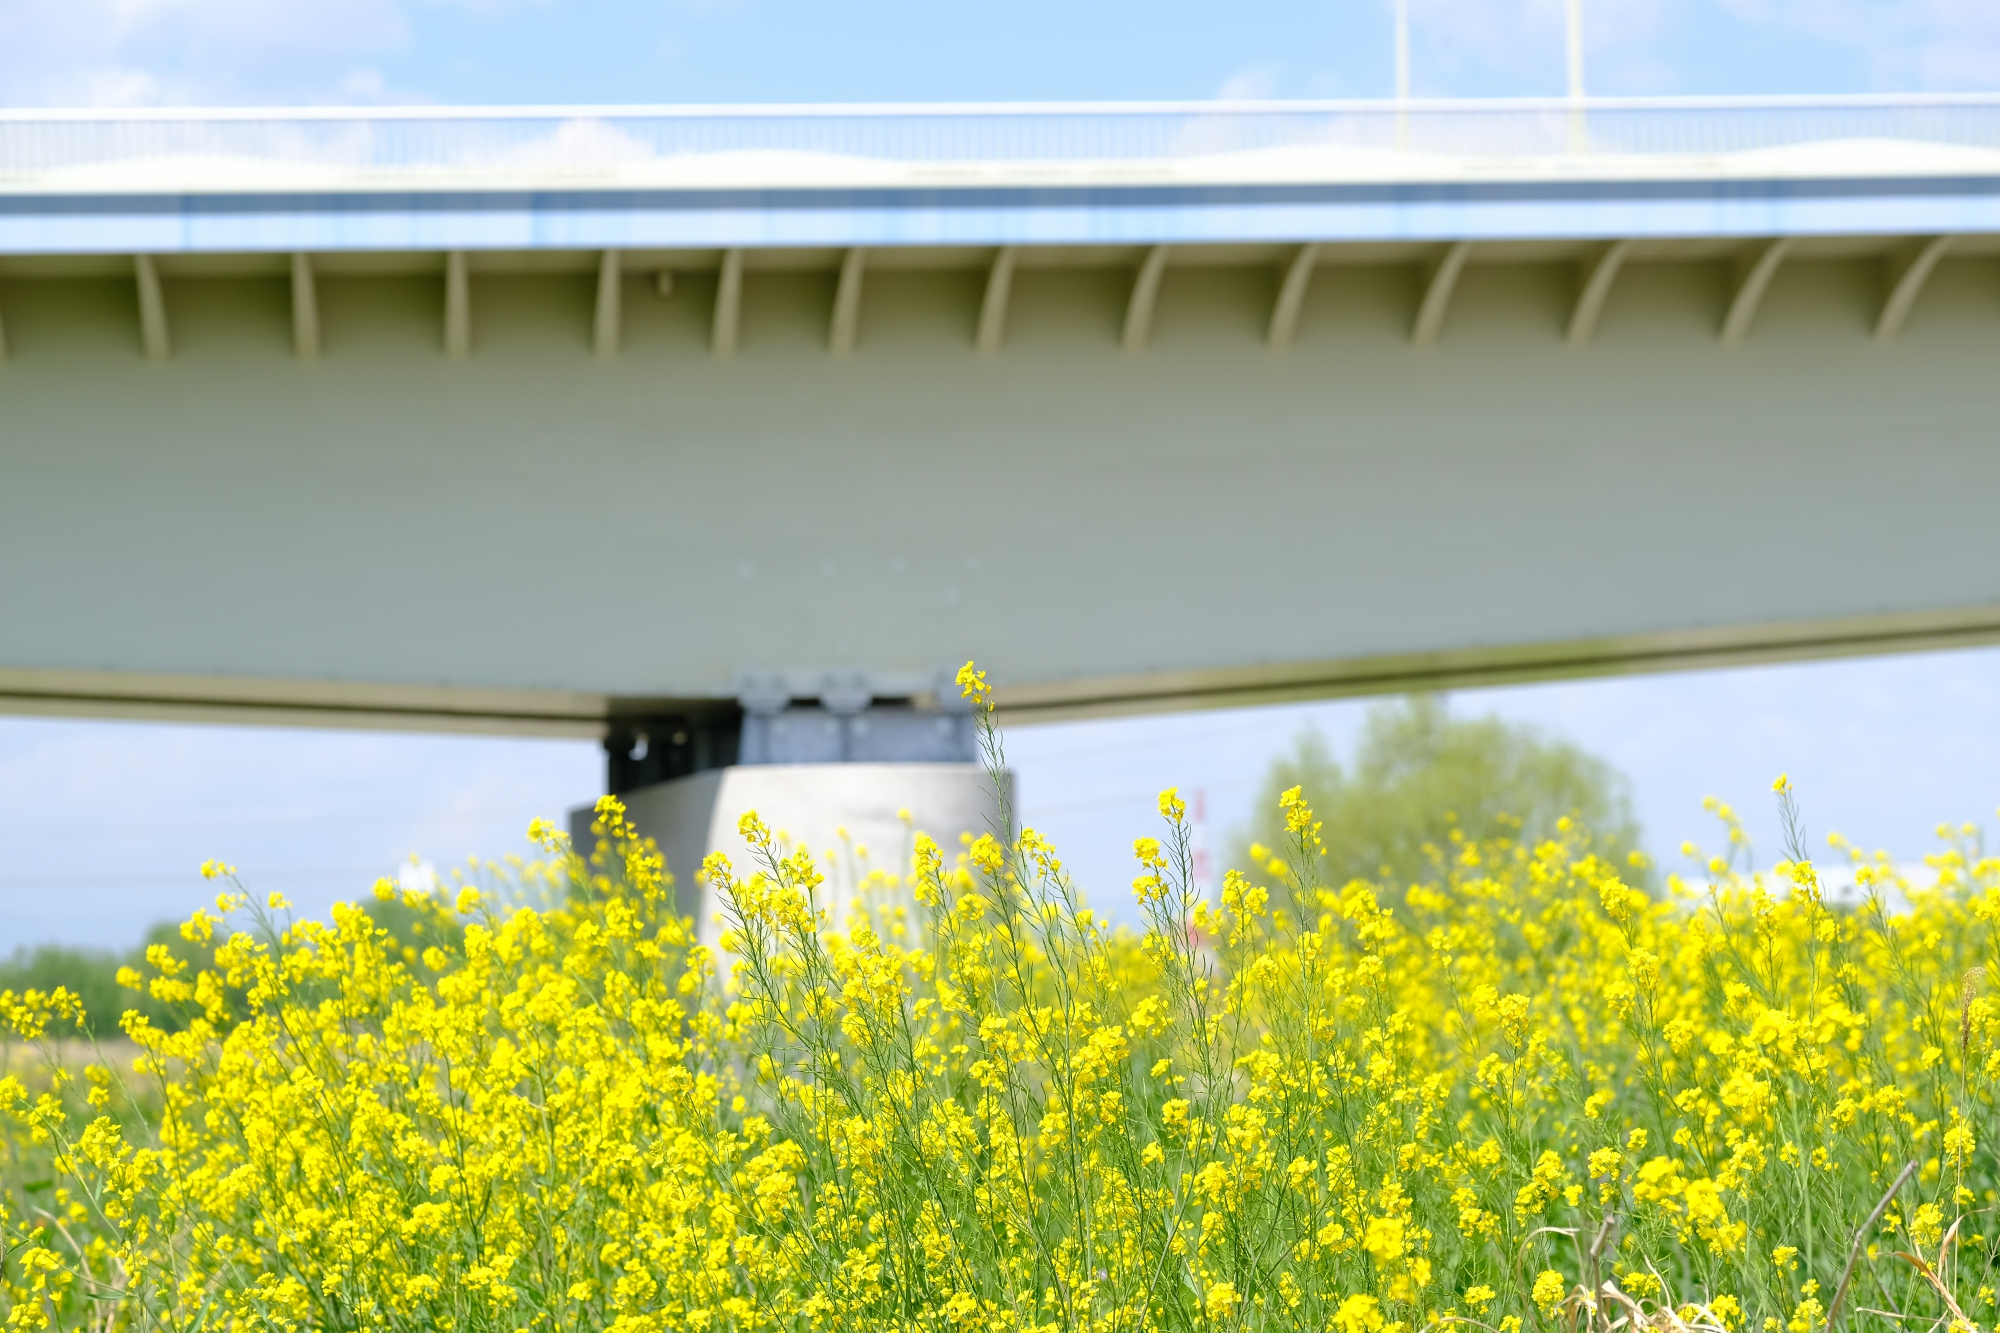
[0,923,191,1037]
[1238,693,1649,894]
[0,897,466,1039]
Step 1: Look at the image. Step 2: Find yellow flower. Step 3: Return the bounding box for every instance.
[1945,1116,1976,1166]
[1912,1202,1945,1250]
[6,713,1997,1333]
[1363,1215,1405,1264]
[1333,1295,1384,1333]
[968,833,1005,876]
[1279,784,1317,838]
[955,660,992,709]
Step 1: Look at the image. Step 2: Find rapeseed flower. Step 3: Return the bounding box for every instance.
[0,672,1995,1333]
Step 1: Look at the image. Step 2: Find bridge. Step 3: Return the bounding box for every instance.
[4,96,2000,787]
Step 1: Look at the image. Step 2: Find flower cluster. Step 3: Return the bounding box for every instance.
[2,684,1998,1333]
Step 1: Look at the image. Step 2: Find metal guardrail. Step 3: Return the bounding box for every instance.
[4,96,2000,189]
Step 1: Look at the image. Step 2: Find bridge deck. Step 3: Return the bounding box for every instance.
[8,98,2000,251]
[2,98,1997,734]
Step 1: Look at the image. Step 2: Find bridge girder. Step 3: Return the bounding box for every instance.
[3,231,2000,735]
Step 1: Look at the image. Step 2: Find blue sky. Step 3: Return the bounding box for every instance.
[7,644,2000,950]
[3,0,2000,950]
[1,0,1997,107]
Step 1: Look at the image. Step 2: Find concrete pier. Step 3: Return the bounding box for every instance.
[571,762,1006,950]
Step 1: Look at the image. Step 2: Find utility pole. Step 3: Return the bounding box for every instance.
[1566,0,1585,100]
[1565,0,1586,151]
[1394,0,1411,149]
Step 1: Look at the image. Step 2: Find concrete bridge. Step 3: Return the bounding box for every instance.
[4,96,2000,789]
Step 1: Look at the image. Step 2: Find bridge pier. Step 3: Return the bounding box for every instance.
[572,676,1001,950]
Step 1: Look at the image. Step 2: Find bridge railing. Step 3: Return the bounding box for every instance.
[3,96,2000,190]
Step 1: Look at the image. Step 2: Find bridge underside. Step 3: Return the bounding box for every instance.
[3,234,1999,735]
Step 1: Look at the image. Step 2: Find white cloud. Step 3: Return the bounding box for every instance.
[1721,0,2000,87]
[1214,65,1284,101]
[1865,0,2000,87]
[0,0,414,106]
[341,67,394,101]
[1401,0,2000,94]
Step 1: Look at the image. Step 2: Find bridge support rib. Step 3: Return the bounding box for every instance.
[1875,236,1953,341]
[1122,245,1170,349]
[1412,241,1472,347]
[1267,243,1320,349]
[975,246,1018,353]
[444,251,471,358]
[1720,238,1791,345]
[134,255,169,361]
[593,250,622,357]
[830,248,866,353]
[290,254,320,360]
[1567,240,1631,345]
[712,248,743,355]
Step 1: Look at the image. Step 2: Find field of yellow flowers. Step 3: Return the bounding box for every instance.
[1,663,1996,1333]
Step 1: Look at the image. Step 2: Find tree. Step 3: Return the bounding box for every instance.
[1236,694,1648,895]
[0,924,192,1038]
